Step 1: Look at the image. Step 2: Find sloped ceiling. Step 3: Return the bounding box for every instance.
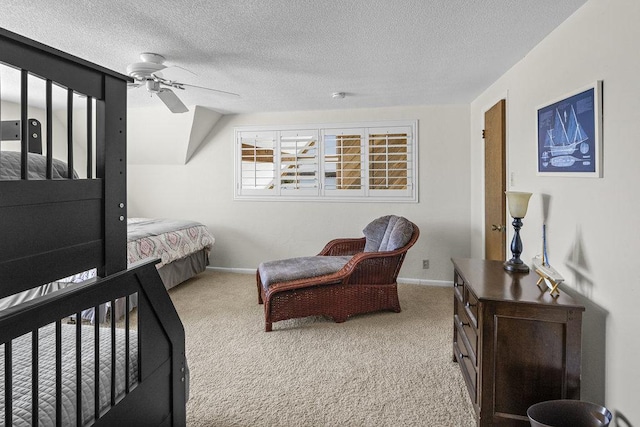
[127,106,221,165]
[0,0,588,115]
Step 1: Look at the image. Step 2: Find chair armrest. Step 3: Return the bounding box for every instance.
[318,237,366,256]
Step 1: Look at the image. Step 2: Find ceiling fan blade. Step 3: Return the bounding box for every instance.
[162,64,197,76]
[150,73,240,97]
[157,88,189,113]
[176,82,240,97]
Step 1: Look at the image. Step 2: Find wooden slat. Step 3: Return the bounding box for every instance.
[4,341,12,426]
[0,178,102,207]
[20,70,28,179]
[76,314,82,426]
[125,295,131,393]
[67,88,74,179]
[55,320,62,427]
[46,80,53,179]
[110,299,116,406]
[87,97,93,179]
[0,241,103,299]
[32,329,39,426]
[94,305,100,421]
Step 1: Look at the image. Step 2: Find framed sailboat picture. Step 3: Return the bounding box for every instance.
[537,81,602,177]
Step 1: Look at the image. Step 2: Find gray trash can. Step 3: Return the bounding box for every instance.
[527,400,612,427]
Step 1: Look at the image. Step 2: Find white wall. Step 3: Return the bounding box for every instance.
[470,0,639,421]
[128,105,222,165]
[127,104,471,282]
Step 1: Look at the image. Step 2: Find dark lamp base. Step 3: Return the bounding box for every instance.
[504,260,530,273]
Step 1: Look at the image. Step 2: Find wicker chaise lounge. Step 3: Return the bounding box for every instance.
[257,215,419,331]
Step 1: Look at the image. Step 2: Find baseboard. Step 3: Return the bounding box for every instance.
[207,266,452,287]
[397,278,452,287]
[207,266,255,275]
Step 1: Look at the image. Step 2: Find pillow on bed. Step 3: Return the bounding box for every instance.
[363,215,413,252]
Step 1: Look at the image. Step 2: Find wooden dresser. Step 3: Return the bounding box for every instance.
[451,258,584,426]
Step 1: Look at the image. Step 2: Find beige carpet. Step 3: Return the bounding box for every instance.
[168,271,476,427]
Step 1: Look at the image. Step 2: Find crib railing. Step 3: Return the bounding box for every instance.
[0,259,186,426]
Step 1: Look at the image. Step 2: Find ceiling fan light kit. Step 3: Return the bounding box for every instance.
[126,52,239,113]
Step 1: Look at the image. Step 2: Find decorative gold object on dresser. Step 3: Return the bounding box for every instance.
[451,258,585,427]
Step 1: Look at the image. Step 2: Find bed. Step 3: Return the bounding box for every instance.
[0,27,187,426]
[127,217,214,291]
[0,214,214,322]
[0,151,214,294]
[0,322,138,426]
[0,149,214,303]
[0,148,214,318]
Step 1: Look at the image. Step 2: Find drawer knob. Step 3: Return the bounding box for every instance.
[465,301,475,308]
[459,321,469,328]
[459,352,466,359]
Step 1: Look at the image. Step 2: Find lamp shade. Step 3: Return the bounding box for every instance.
[505,191,532,218]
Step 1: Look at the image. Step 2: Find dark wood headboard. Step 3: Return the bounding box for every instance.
[0,28,131,298]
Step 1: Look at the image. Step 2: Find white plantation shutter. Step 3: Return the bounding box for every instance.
[235,120,417,202]
[279,130,319,196]
[237,131,277,196]
[322,128,365,197]
[367,126,414,198]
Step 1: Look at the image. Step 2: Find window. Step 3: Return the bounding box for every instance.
[322,128,364,196]
[280,130,319,196]
[239,131,276,195]
[235,120,417,202]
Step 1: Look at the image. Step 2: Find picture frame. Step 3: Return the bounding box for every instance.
[536,81,602,177]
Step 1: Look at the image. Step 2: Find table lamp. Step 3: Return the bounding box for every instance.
[504,191,533,273]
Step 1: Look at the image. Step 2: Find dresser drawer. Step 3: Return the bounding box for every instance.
[453,272,465,303]
[453,339,477,403]
[455,298,478,362]
[464,288,479,326]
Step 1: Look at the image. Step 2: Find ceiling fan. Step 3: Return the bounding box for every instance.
[126,52,239,113]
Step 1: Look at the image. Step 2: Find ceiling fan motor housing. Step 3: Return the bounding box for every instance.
[126,53,167,81]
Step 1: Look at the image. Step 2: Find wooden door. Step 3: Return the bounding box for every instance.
[484,100,506,260]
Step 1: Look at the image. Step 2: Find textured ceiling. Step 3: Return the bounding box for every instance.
[0,0,587,114]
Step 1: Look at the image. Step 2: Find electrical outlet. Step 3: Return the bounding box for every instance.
[422,259,429,269]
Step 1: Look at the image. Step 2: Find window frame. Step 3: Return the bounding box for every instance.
[234,120,418,202]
